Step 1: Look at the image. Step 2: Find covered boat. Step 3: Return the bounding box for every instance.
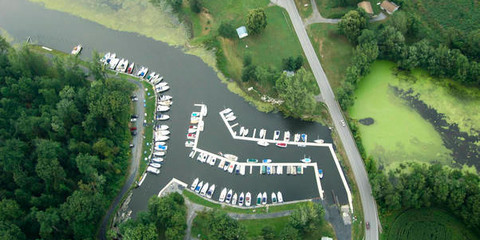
[245,192,251,207]
[190,178,199,190]
[219,188,227,202]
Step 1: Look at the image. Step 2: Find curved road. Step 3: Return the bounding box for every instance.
[98,77,145,240]
[271,0,380,239]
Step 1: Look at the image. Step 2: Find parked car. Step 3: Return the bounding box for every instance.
[341,120,346,127]
[130,127,137,131]
[366,222,370,230]
[131,115,138,118]
[129,143,134,148]
[131,131,137,136]
[130,118,137,122]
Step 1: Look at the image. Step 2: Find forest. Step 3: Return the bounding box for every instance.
[0,36,135,239]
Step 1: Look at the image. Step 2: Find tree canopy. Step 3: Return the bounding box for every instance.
[338,9,368,44]
[246,8,268,35]
[275,68,317,117]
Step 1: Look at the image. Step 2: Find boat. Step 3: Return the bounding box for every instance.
[256,193,262,205]
[274,130,280,140]
[191,112,201,118]
[187,133,196,140]
[301,157,312,163]
[157,105,170,112]
[301,134,308,142]
[226,115,237,121]
[194,181,203,193]
[200,182,209,196]
[100,52,110,63]
[271,166,276,174]
[146,72,156,81]
[224,154,238,161]
[225,112,234,118]
[117,59,128,72]
[219,188,227,202]
[206,184,215,198]
[318,169,324,179]
[156,82,168,87]
[206,155,213,165]
[155,135,169,141]
[277,192,283,203]
[190,117,200,124]
[149,162,161,168]
[159,95,173,101]
[159,100,173,106]
[188,128,197,134]
[240,165,246,175]
[259,129,266,139]
[223,162,230,171]
[297,166,303,174]
[283,132,290,142]
[157,130,170,136]
[185,141,194,147]
[239,126,245,136]
[294,134,301,142]
[200,154,207,163]
[225,189,233,203]
[218,159,226,169]
[200,104,207,117]
[151,158,164,163]
[276,142,287,148]
[267,166,271,174]
[235,164,241,174]
[262,159,272,163]
[127,62,135,74]
[71,44,82,55]
[153,76,163,85]
[222,108,232,114]
[292,166,297,175]
[247,159,258,163]
[209,157,216,166]
[197,152,204,161]
[156,114,170,121]
[157,125,169,130]
[262,192,267,205]
[189,151,196,158]
[146,166,160,174]
[277,166,283,175]
[154,151,165,157]
[228,163,235,173]
[238,192,245,206]
[245,192,251,207]
[106,53,116,64]
[232,193,238,205]
[261,165,266,174]
[109,58,120,69]
[156,86,170,93]
[154,145,167,151]
[314,139,324,144]
[271,192,277,204]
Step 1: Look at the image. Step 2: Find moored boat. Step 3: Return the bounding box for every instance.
[159,95,173,101]
[277,191,284,203]
[209,157,216,166]
[262,159,272,163]
[157,125,169,130]
[117,59,128,72]
[109,58,120,69]
[146,166,160,174]
[232,193,238,205]
[301,157,312,163]
[240,165,246,175]
[156,82,168,87]
[185,141,194,147]
[294,133,301,142]
[149,162,161,168]
[154,151,165,157]
[318,169,324,179]
[157,105,170,112]
[225,189,233,203]
[271,192,277,204]
[224,154,238,161]
[238,192,245,206]
[156,114,170,121]
[228,163,235,173]
[284,131,290,141]
[218,159,226,169]
[206,184,215,198]
[189,151,196,158]
[277,166,283,175]
[276,142,287,148]
[187,133,196,139]
[127,62,135,74]
[151,158,163,163]
[301,134,308,142]
[71,44,82,55]
[247,159,258,163]
[100,52,110,63]
[146,72,156,81]
[223,162,230,171]
[245,192,251,207]
[239,126,245,136]
[259,129,266,139]
[200,182,209,196]
[194,181,203,193]
[274,130,280,140]
[190,178,199,190]
[219,188,227,202]
[242,128,249,136]
[159,100,173,106]
[314,139,324,144]
[256,193,262,205]
[156,86,170,93]
[221,108,232,114]
[226,115,237,121]
[197,152,204,161]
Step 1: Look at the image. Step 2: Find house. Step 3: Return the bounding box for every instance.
[380,0,400,14]
[357,1,374,15]
[236,26,248,39]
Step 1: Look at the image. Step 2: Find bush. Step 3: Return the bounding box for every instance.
[246,8,267,35]
[190,0,202,13]
[218,22,237,39]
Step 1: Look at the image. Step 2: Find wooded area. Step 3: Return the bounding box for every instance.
[0,37,135,239]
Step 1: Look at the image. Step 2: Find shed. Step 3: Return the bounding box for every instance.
[236,26,248,39]
[380,0,400,14]
[357,1,374,15]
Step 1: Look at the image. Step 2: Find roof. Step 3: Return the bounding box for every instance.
[357,1,373,15]
[236,26,248,39]
[380,0,400,14]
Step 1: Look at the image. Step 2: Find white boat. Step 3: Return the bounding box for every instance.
[185,141,194,147]
[294,133,301,142]
[277,166,283,175]
[150,73,160,83]
[232,193,238,205]
[272,166,276,174]
[242,128,249,136]
[154,152,165,157]
[257,141,269,147]
[71,44,82,55]
[218,159,226,169]
[226,115,237,121]
[225,189,233,203]
[219,188,227,202]
[267,166,271,174]
[157,105,170,112]
[314,139,325,144]
[262,192,267,205]
[256,193,262,205]
[276,142,287,148]
[158,130,170,136]
[259,129,266,139]
[224,154,238,161]
[127,62,135,74]
[245,192,251,207]
[274,130,280,140]
[225,112,234,118]
[284,131,290,141]
[159,95,172,101]
[206,155,213,165]
[190,178,199,190]
[206,184,215,199]
[155,135,169,141]
[239,126,245,136]
[228,163,235,173]
[189,151,196,158]
[200,105,207,117]
[159,100,173,106]
[157,125,169,130]
[318,169,324,179]
[149,163,161,168]
[100,52,110,63]
[117,59,128,72]
[221,108,232,114]
[151,158,163,163]
[301,134,308,142]
[209,157,216,166]
[238,192,245,206]
[197,152,204,161]
[223,162,230,171]
[187,133,196,140]
[188,128,197,134]
[190,117,200,124]
[301,157,312,163]
[106,53,116,64]
[146,166,160,174]
[277,192,283,203]
[146,72,156,81]
[156,82,168,87]
[240,165,245,175]
[152,76,163,85]
[200,182,209,196]
[194,181,203,193]
[262,159,272,163]
[201,153,208,163]
[109,58,120,69]
[271,192,277,204]
[235,164,241,175]
[156,86,170,93]
[156,114,170,121]
[154,145,167,151]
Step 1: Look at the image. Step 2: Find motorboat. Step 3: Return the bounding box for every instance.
[127,62,135,74]
[226,115,237,121]
[149,163,161,168]
[71,44,82,55]
[156,86,170,93]
[155,135,169,141]
[301,134,308,142]
[238,192,245,206]
[190,117,200,124]
[159,100,173,106]
[247,159,258,163]
[197,152,204,161]
[157,125,169,130]
[106,53,116,64]
[276,142,287,148]
[235,164,241,174]
[151,158,164,163]
[284,131,290,141]
[318,169,324,179]
[200,105,207,117]
[195,181,203,193]
[159,95,172,101]
[245,192,251,207]
[200,182,209,196]
[206,155,213,165]
[256,193,262,205]
[185,141,194,147]
[156,114,170,121]
[277,166,283,175]
[240,165,245,175]
[153,151,165,157]
[156,82,168,87]
[274,130,280,140]
[262,159,272,163]
[228,163,235,173]
[100,52,110,63]
[206,184,215,199]
[146,72,156,81]
[188,128,197,134]
[189,151,196,158]
[153,76,163,85]
[301,157,312,163]
[232,193,238,205]
[117,59,128,72]
[223,162,230,171]
[224,154,238,161]
[157,130,170,136]
[190,178,199,190]
[262,192,267,205]
[297,166,303,174]
[154,145,167,151]
[259,129,266,139]
[271,192,277,204]
[150,74,160,83]
[277,192,283,203]
[201,153,208,163]
[219,188,227,202]
[225,112,234,118]
[187,133,196,140]
[146,166,160,174]
[292,166,297,175]
[157,105,170,112]
[271,166,276,174]
[239,126,245,136]
[225,189,233,203]
[314,139,324,144]
[267,166,271,174]
[109,58,120,69]
[242,128,249,136]
[209,157,216,166]
[221,108,232,114]
[218,159,226,169]
[191,112,201,118]
[294,134,301,142]
[260,165,266,175]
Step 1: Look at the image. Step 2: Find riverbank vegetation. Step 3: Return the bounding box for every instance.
[0,38,135,239]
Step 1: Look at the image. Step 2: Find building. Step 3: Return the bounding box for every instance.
[236,26,248,39]
[357,1,374,15]
[380,0,400,14]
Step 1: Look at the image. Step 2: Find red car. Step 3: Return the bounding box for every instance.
[130,127,137,131]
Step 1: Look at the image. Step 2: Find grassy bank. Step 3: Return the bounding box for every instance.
[294,0,314,19]
[381,208,480,240]
[315,0,380,19]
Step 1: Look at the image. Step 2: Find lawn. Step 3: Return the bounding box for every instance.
[381,208,480,240]
[294,0,314,19]
[307,23,354,88]
[348,61,452,170]
[315,0,381,19]
[240,217,290,238]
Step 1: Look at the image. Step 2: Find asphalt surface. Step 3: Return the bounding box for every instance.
[98,77,145,240]
[272,0,380,239]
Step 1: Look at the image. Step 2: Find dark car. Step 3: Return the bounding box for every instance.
[131,115,138,118]
[130,95,137,99]
[366,222,370,230]
[131,131,137,136]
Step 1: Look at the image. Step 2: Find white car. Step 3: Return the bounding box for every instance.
[341,120,346,127]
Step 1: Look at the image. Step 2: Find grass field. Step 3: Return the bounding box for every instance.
[348,61,452,170]
[382,208,480,240]
[315,0,381,19]
[294,0,314,19]
[307,23,353,88]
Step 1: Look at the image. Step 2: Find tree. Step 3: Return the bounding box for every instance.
[279,225,300,240]
[246,9,267,35]
[288,202,325,233]
[376,26,405,59]
[122,223,157,240]
[338,10,368,44]
[206,210,245,240]
[190,0,202,13]
[276,68,317,117]
[282,56,304,72]
[218,22,237,39]
[261,226,276,240]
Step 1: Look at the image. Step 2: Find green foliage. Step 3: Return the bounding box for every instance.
[193,209,246,240]
[149,0,183,12]
[282,56,304,72]
[218,22,237,39]
[246,8,267,35]
[190,0,202,14]
[338,9,368,44]
[275,68,317,117]
[288,202,325,234]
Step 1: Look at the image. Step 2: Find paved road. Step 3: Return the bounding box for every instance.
[98,77,146,240]
[271,0,380,239]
